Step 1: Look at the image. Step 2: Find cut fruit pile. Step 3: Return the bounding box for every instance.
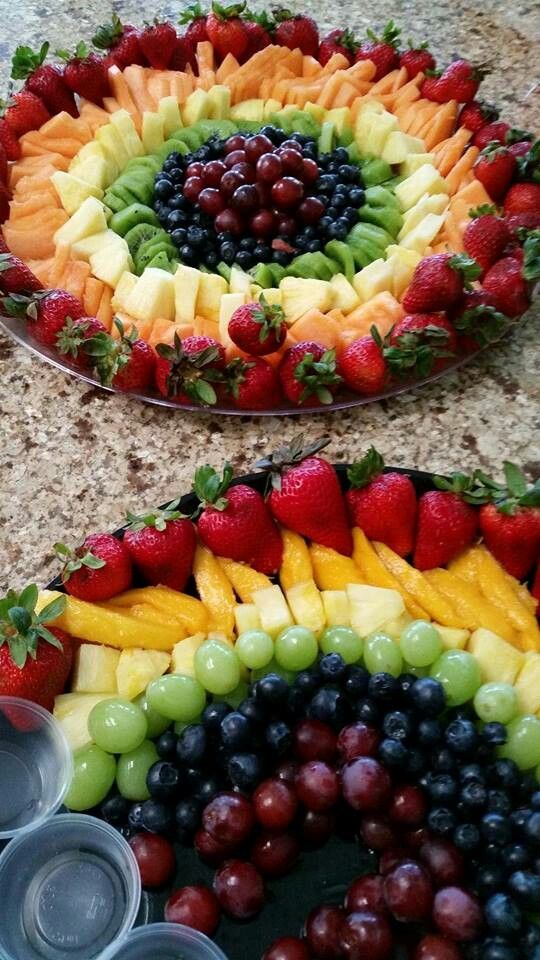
[0,10,538,410]
[1,447,539,957]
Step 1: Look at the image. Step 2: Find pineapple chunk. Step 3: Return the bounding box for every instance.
[329,273,360,313]
[322,590,351,627]
[280,277,333,324]
[111,271,139,312]
[71,141,118,182]
[325,107,349,134]
[116,648,171,700]
[347,584,405,637]
[286,580,326,635]
[183,89,211,126]
[54,693,112,751]
[383,611,413,640]
[195,272,228,323]
[399,153,435,177]
[385,246,422,299]
[398,193,450,240]
[229,267,252,298]
[96,123,130,169]
[252,585,294,637]
[90,241,133,288]
[382,132,426,164]
[230,99,265,122]
[110,109,144,158]
[235,604,262,634]
[468,628,525,684]
[54,197,108,246]
[363,112,399,156]
[125,268,175,323]
[219,292,244,347]
[207,85,231,119]
[51,171,104,215]
[72,229,123,262]
[72,644,120,694]
[259,287,283,308]
[158,96,183,135]
[142,111,165,154]
[263,98,282,118]
[352,259,394,302]
[68,155,110,191]
[399,213,445,254]
[174,264,201,324]
[514,655,540,714]
[395,164,449,211]
[434,624,470,651]
[354,100,386,146]
[304,102,326,123]
[170,633,206,677]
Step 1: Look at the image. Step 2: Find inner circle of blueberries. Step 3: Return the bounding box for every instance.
[152,126,365,271]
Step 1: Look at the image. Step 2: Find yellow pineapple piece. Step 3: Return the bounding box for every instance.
[54,693,112,751]
[373,542,463,627]
[234,604,262,634]
[424,568,518,645]
[321,590,351,627]
[352,529,428,620]
[310,543,363,590]
[433,624,470,650]
[72,644,120,694]
[195,273,228,323]
[116,648,171,700]
[286,580,326,635]
[514,655,540,714]
[394,164,448,211]
[193,546,236,637]
[280,277,333,324]
[383,611,413,640]
[347,584,405,637]
[170,633,206,677]
[217,557,273,604]
[280,529,313,592]
[252,585,293,637]
[468,627,524,685]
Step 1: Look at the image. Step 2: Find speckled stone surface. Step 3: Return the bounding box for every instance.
[0,0,539,590]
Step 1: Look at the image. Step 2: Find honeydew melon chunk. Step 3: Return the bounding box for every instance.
[68,156,109,191]
[382,131,425,164]
[158,96,183,136]
[263,98,282,118]
[394,164,449,211]
[124,267,175,323]
[142,111,165,154]
[219,292,245,346]
[399,153,435,176]
[398,193,449,240]
[174,264,201,324]
[468,627,524,684]
[110,109,144,158]
[329,273,360,313]
[280,277,333,324]
[399,212,445,253]
[72,229,123,261]
[347,584,405,637]
[304,102,326,123]
[363,112,400,157]
[54,196,108,246]
[229,266,252,298]
[96,123,130,169]
[352,258,395,302]
[195,272,228,323]
[208,85,231,119]
[111,271,139,312]
[51,171,104,215]
[183,89,211,127]
[90,240,133,288]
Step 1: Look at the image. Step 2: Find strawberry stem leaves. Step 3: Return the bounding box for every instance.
[193,464,234,511]
[0,586,66,668]
[11,42,49,80]
[92,14,124,49]
[434,463,540,513]
[347,446,385,488]
[54,542,106,578]
[125,499,184,532]
[293,348,342,404]
[255,434,331,490]
[155,332,223,406]
[523,229,540,282]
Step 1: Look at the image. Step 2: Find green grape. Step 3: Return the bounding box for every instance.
[134,692,170,738]
[474,682,518,724]
[116,739,159,801]
[147,673,206,722]
[400,620,442,667]
[251,658,296,684]
[430,650,481,707]
[194,639,241,695]
[403,663,429,678]
[88,698,147,754]
[236,630,274,670]
[320,626,363,664]
[174,720,190,735]
[214,679,250,709]
[499,715,540,770]
[275,626,318,672]
[364,633,403,677]
[536,763,540,786]
[64,744,116,812]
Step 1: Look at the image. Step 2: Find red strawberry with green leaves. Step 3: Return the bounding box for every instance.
[458,100,498,134]
[2,288,84,344]
[422,59,485,103]
[55,533,132,602]
[139,20,179,69]
[414,476,480,570]
[86,317,156,392]
[169,36,199,71]
[383,313,457,376]
[206,2,250,61]
[504,182,540,218]
[274,9,319,58]
[0,118,21,161]
[515,139,540,184]
[399,41,435,79]
[256,435,353,556]
[155,333,225,406]
[243,10,274,56]
[228,296,286,356]
[482,255,532,318]
[179,3,210,46]
[0,252,42,293]
[472,120,510,150]
[92,15,146,69]
[0,585,71,712]
[123,502,197,591]
[346,447,418,557]
[450,290,508,352]
[278,341,342,407]
[1,89,49,136]
[11,43,78,117]
[474,144,517,202]
[402,254,481,313]
[319,29,358,67]
[472,463,540,579]
[226,357,282,410]
[195,464,283,574]
[56,43,110,104]
[339,334,387,395]
[55,315,106,368]
[463,205,512,275]
[354,21,401,80]
[0,141,8,183]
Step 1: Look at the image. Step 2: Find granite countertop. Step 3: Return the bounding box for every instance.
[0,0,539,590]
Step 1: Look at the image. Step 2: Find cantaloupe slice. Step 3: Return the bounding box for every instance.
[341,292,404,337]
[288,309,340,349]
[20,132,83,158]
[96,285,113,329]
[10,195,60,219]
[445,147,479,193]
[422,101,458,149]
[78,100,111,133]
[40,112,93,143]
[26,257,54,285]
[49,241,72,287]
[61,260,91,300]
[107,66,141,129]
[302,55,321,77]
[123,65,156,113]
[215,53,240,83]
[83,276,105,316]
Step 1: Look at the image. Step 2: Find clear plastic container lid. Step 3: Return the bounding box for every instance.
[0,696,73,839]
[100,923,229,960]
[0,813,141,960]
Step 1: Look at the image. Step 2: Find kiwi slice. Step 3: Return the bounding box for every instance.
[125,155,160,176]
[125,222,164,259]
[197,119,237,139]
[134,233,176,274]
[266,263,287,285]
[155,138,192,163]
[252,262,274,287]
[109,204,159,238]
[216,262,232,283]
[145,251,177,272]
[325,240,355,281]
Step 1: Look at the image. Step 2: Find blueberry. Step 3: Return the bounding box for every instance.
[219,241,237,264]
[100,793,129,824]
[475,862,507,896]
[407,748,427,776]
[308,686,349,728]
[236,250,253,270]
[290,132,308,144]
[294,669,322,696]
[344,665,369,698]
[461,780,488,810]
[487,759,520,790]
[146,760,181,801]
[522,921,540,951]
[294,236,309,251]
[156,730,178,759]
[170,195,188,210]
[428,806,456,835]
[171,227,187,246]
[306,239,322,252]
[508,871,540,910]
[408,677,446,715]
[140,798,175,833]
[266,720,292,755]
[431,747,456,772]
[187,225,206,248]
[453,822,480,851]
[348,187,365,205]
[427,774,457,804]
[325,205,339,220]
[368,672,399,702]
[175,798,201,841]
[338,164,357,182]
[227,752,263,790]
[319,652,346,682]
[301,225,317,239]
[532,791,540,811]
[417,718,443,746]
[483,722,508,746]
[318,174,339,192]
[445,718,478,754]
[525,811,540,843]
[481,812,512,845]
[460,763,484,783]
[355,697,381,724]
[510,807,531,833]
[180,244,198,265]
[378,738,408,768]
[205,250,220,269]
[239,697,267,726]
[487,789,512,816]
[319,215,333,232]
[331,193,346,210]
[255,674,289,706]
[273,250,290,266]
[216,231,233,244]
[192,775,222,807]
[333,147,349,163]
[259,125,280,142]
[202,701,231,731]
[220,711,252,750]
[485,893,523,938]
[176,725,207,766]
[154,178,173,199]
[128,802,145,830]
[287,686,308,718]
[382,710,413,741]
[481,939,520,960]
[253,243,270,260]
[504,843,530,871]
[343,206,359,223]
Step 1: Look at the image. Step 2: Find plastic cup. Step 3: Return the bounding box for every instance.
[0,813,141,960]
[100,923,229,960]
[0,696,73,839]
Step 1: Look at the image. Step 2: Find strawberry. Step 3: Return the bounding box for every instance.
[458,100,498,133]
[506,211,540,233]
[256,435,353,556]
[385,313,457,375]
[413,479,479,571]
[450,290,508,352]
[463,206,512,275]
[503,182,540,217]
[155,333,225,406]
[319,29,358,67]
[139,20,179,69]
[472,120,511,150]
[11,43,78,117]
[57,43,110,104]
[0,141,7,183]
[228,296,286,356]
[123,502,197,591]
[0,184,9,224]
[354,21,401,81]
[1,90,49,136]
[339,334,387,395]
[169,36,198,72]
[179,4,210,46]
[243,10,274,56]
[86,318,156,392]
[226,357,282,410]
[92,15,146,69]
[0,118,21,161]
[278,341,342,407]
[194,464,283,574]
[0,585,71,712]
[474,144,517,202]
[2,288,84,344]
[346,447,418,557]
[274,9,319,58]
[402,253,482,313]
[206,2,250,60]
[55,533,132,602]
[399,41,435,79]
[0,252,42,293]
[55,315,106,368]
[422,60,484,104]
[482,256,531,318]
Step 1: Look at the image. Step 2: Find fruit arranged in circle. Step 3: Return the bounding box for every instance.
[0,11,538,411]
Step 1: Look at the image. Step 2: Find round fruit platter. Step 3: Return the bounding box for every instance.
[0,8,538,414]
[1,441,539,960]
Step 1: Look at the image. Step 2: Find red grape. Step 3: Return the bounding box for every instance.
[296,760,339,812]
[198,187,225,216]
[359,815,397,851]
[213,859,265,919]
[281,139,303,152]
[214,208,244,236]
[224,148,247,168]
[255,181,272,207]
[271,176,304,209]
[203,159,227,186]
[219,169,247,196]
[404,827,431,851]
[129,833,175,888]
[224,134,246,153]
[256,152,283,182]
[300,809,336,849]
[337,723,381,761]
[275,758,300,785]
[231,183,259,212]
[164,884,220,936]
[301,157,320,184]
[432,887,483,942]
[278,147,305,175]
[186,161,204,178]
[389,785,427,826]
[340,911,393,960]
[413,934,463,960]
[183,176,204,201]
[194,828,234,865]
[419,839,464,888]
[263,937,310,960]
[202,792,255,846]
[383,861,434,922]
[245,134,275,162]
[305,904,345,958]
[251,831,300,877]
[298,196,325,224]
[294,718,337,762]
[345,874,386,914]
[230,161,256,183]
[253,779,298,830]
[276,214,297,236]
[379,848,409,875]
[341,757,392,812]
[251,209,275,238]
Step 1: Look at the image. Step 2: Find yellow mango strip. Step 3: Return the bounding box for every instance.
[216,557,273,604]
[280,529,313,592]
[503,569,538,615]
[447,548,479,582]
[108,586,209,635]
[518,632,539,653]
[424,568,518,645]
[472,546,540,637]
[373,543,463,628]
[310,543,364,590]
[193,545,236,637]
[101,602,186,631]
[37,590,183,651]
[352,528,429,620]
